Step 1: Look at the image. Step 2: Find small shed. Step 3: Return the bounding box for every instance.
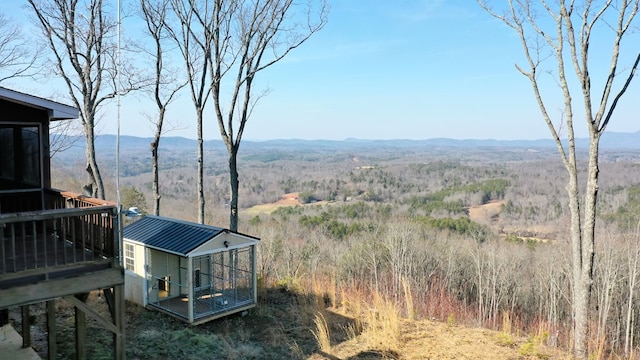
[123,215,259,325]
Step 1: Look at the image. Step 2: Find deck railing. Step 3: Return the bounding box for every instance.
[0,190,118,276]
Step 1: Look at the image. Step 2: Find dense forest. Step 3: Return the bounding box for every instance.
[50,137,640,357]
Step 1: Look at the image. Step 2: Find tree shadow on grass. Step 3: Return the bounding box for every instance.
[194,284,359,359]
[10,284,360,359]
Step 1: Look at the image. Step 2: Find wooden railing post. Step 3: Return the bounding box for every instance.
[1,205,117,274]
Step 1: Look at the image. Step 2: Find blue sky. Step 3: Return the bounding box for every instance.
[4,1,640,141]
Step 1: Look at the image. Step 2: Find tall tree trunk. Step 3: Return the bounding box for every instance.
[624,232,640,356]
[165,1,210,224]
[151,128,161,215]
[141,0,184,217]
[566,161,583,357]
[570,135,600,358]
[575,135,599,357]
[197,108,205,224]
[83,114,104,200]
[228,145,239,232]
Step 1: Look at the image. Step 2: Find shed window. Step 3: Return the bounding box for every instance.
[124,243,135,271]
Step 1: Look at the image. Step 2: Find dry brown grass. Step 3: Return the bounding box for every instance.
[312,312,331,352]
[309,316,575,360]
[402,277,414,321]
[308,282,574,360]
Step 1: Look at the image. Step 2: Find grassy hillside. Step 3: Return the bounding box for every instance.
[11,283,572,360]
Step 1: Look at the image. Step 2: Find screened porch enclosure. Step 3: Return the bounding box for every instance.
[147,246,256,324]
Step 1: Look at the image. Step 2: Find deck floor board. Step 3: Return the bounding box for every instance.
[0,325,41,360]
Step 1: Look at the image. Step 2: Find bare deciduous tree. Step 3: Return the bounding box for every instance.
[167,0,213,224]
[0,13,40,83]
[140,0,187,216]
[478,1,640,357]
[28,0,143,199]
[384,220,417,300]
[167,0,327,228]
[208,0,328,231]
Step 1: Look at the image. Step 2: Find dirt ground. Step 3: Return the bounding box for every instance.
[468,200,557,242]
[467,200,505,226]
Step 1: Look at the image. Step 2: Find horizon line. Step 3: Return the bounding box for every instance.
[86,132,639,143]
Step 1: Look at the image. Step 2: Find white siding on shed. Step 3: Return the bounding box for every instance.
[124,241,146,305]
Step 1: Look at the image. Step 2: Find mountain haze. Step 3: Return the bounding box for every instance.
[56,131,640,156]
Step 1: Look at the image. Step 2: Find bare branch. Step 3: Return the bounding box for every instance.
[49,119,82,157]
[0,14,43,83]
[599,52,640,132]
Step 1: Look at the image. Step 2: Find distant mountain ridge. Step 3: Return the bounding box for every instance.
[56,131,640,155]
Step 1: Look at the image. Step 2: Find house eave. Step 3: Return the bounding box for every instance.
[0,86,79,120]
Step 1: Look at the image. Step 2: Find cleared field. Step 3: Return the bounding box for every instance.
[467,200,505,225]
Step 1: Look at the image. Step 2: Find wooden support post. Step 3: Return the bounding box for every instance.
[46,300,56,360]
[113,285,125,360]
[75,304,86,360]
[0,309,8,326]
[21,305,31,348]
[102,287,125,360]
[103,288,114,315]
[64,295,117,334]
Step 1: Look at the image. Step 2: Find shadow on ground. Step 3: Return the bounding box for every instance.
[9,284,357,359]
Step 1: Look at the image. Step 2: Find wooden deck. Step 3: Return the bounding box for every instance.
[0,325,41,360]
[0,200,121,309]
[1,204,116,277]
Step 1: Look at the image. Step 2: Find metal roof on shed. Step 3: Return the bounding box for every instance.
[123,215,225,256]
